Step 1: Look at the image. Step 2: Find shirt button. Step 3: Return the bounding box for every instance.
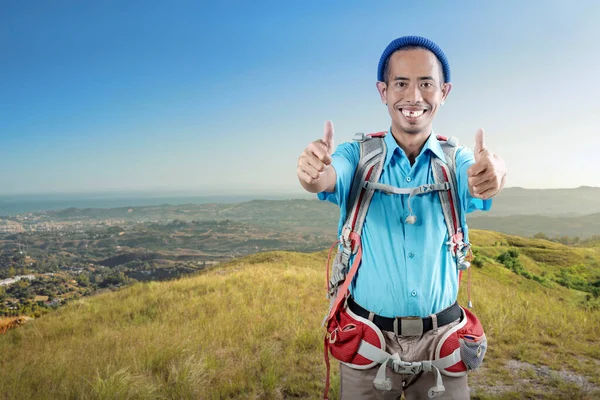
[408,252,415,258]
[411,290,417,297]
[406,177,412,182]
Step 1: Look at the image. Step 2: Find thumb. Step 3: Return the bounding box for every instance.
[323,120,335,152]
[474,128,487,157]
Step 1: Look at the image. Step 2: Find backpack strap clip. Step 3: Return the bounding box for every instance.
[353,132,369,142]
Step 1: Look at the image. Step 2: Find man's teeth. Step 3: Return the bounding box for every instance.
[401,109,425,118]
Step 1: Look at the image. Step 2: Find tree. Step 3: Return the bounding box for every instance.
[497,250,525,275]
[533,232,549,240]
[76,273,91,287]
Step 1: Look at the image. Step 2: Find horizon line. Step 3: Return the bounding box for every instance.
[1,185,599,198]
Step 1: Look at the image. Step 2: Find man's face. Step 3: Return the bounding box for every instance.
[376,48,451,135]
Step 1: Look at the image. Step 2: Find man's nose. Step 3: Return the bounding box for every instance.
[405,83,423,103]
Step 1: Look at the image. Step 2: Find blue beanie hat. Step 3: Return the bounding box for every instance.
[377,36,451,83]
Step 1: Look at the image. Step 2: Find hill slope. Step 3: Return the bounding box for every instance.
[1,231,599,399]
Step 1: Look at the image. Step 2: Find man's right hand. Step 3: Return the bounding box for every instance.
[297,120,337,193]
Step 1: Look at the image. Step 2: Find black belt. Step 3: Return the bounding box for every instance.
[347,296,462,336]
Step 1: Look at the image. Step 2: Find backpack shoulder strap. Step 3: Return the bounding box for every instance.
[431,135,471,270]
[339,132,387,263]
[326,132,386,298]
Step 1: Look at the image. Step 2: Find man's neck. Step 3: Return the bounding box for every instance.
[390,125,432,165]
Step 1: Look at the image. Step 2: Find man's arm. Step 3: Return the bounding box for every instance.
[297,121,337,193]
[466,129,507,200]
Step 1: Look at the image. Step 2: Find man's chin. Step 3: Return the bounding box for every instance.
[390,116,431,135]
[397,122,427,135]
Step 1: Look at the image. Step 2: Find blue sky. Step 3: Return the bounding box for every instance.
[1,0,599,195]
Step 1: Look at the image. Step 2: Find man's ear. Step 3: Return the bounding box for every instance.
[376,81,387,104]
[441,82,452,102]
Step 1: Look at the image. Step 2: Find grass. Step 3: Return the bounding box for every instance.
[1,230,599,399]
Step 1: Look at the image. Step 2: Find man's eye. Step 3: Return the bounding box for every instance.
[395,82,406,87]
[422,82,432,88]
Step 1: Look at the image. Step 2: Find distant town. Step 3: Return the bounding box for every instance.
[0,200,337,316]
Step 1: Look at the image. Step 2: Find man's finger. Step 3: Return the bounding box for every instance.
[474,187,495,199]
[469,174,492,188]
[474,128,487,156]
[470,169,495,185]
[473,180,496,196]
[299,163,321,180]
[310,141,332,165]
[467,162,486,177]
[298,169,318,184]
[304,154,327,173]
[323,120,335,152]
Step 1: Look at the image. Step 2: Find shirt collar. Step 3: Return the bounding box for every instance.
[383,129,446,168]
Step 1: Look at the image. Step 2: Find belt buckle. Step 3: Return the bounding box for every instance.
[395,317,423,336]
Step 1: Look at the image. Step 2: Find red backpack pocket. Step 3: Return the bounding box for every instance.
[435,307,487,376]
[326,303,386,369]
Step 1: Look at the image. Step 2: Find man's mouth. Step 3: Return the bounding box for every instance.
[400,108,427,119]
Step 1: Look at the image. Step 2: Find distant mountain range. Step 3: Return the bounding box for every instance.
[468,212,600,239]
[479,186,600,216]
[4,186,599,239]
[3,186,598,217]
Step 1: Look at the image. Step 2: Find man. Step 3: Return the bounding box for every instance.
[297,36,506,399]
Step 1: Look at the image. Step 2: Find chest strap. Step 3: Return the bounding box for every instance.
[363,181,450,224]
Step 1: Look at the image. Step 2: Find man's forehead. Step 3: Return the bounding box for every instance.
[388,48,441,75]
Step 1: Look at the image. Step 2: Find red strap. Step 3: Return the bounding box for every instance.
[323,336,331,399]
[323,234,361,399]
[436,134,448,141]
[441,166,459,234]
[368,131,387,138]
[326,232,362,321]
[326,240,340,292]
[467,266,472,306]
[349,166,375,234]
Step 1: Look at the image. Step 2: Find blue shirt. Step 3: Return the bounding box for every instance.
[318,131,491,318]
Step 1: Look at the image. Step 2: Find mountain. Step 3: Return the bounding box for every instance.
[1,230,599,399]
[9,186,599,222]
[479,186,600,217]
[468,212,600,239]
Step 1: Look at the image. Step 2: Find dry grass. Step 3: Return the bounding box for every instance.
[0,231,599,399]
[0,316,32,334]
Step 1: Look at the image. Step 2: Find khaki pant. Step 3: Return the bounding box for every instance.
[339,319,469,400]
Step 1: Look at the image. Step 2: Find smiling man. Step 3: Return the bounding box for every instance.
[297,36,507,399]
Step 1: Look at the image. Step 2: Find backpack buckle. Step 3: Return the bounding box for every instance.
[392,360,423,375]
[353,132,368,142]
[341,226,352,247]
[456,243,472,270]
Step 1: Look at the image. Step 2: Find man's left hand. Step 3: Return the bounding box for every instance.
[467,128,507,200]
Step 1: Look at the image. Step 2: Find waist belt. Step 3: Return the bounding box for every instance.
[347,297,462,336]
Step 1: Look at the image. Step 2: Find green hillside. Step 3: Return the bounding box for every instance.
[1,230,599,399]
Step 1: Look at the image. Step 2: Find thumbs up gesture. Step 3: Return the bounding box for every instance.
[467,128,507,199]
[297,121,337,193]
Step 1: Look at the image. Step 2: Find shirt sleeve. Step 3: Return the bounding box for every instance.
[317,141,360,210]
[455,146,492,214]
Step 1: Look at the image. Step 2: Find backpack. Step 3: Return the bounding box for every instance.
[321,131,486,399]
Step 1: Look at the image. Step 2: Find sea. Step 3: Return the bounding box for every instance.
[0,192,310,217]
